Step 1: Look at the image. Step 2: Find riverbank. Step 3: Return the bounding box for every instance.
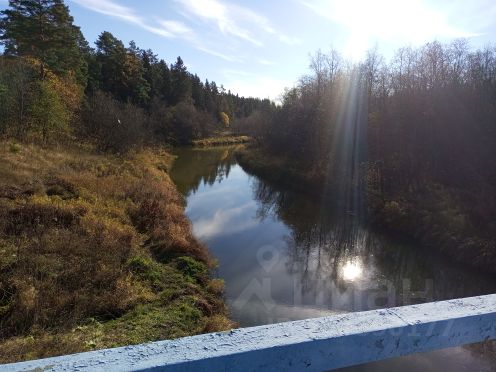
[236,146,496,274]
[0,141,233,363]
[368,185,496,274]
[236,146,325,196]
[191,135,251,147]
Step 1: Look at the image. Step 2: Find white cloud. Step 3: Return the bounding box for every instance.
[142,25,175,39]
[196,46,242,62]
[70,0,244,62]
[156,20,195,40]
[175,0,262,46]
[71,0,191,39]
[71,0,142,24]
[193,203,257,239]
[175,0,300,47]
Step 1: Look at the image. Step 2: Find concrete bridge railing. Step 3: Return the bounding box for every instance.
[3,294,496,371]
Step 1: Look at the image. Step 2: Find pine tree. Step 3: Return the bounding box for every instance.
[95,31,127,98]
[170,56,191,105]
[191,74,205,110]
[94,32,149,104]
[0,0,88,82]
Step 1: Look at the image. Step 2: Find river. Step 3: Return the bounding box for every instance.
[170,145,496,371]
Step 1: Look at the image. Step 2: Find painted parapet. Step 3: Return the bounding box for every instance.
[3,294,496,371]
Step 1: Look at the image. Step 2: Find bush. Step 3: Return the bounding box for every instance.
[234,109,272,142]
[29,80,71,143]
[174,256,208,284]
[375,199,412,233]
[0,83,8,135]
[8,142,20,153]
[128,256,163,283]
[82,91,147,153]
[0,58,37,139]
[219,111,230,128]
[164,100,217,145]
[147,97,172,144]
[0,57,83,143]
[126,177,210,264]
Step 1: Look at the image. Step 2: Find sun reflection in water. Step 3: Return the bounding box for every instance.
[342,260,363,281]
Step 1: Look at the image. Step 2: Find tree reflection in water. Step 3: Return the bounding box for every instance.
[170,146,239,196]
[250,173,496,312]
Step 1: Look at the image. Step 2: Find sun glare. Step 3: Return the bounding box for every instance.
[310,0,474,59]
[342,261,363,281]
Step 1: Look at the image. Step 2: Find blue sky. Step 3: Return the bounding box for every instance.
[1,0,496,100]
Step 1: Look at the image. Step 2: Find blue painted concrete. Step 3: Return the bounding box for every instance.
[3,294,496,371]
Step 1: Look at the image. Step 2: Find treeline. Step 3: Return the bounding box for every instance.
[0,0,273,151]
[242,40,496,270]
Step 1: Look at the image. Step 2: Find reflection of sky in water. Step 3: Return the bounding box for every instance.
[171,149,496,372]
[184,165,306,324]
[186,167,260,240]
[183,165,354,324]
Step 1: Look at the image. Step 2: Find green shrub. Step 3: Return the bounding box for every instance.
[29,80,70,143]
[8,142,20,153]
[174,256,208,284]
[128,256,162,283]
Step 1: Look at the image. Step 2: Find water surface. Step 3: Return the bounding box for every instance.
[170,146,496,371]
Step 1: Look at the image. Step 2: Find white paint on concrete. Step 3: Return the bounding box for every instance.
[3,294,496,371]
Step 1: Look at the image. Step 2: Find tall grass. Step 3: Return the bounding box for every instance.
[0,141,233,363]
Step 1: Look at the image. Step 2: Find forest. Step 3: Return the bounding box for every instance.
[0,0,272,152]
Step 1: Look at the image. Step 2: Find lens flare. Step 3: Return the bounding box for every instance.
[342,261,363,281]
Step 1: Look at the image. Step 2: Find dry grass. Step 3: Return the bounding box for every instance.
[0,141,233,363]
[191,135,251,147]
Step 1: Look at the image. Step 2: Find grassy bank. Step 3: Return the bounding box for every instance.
[0,141,233,363]
[192,135,251,147]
